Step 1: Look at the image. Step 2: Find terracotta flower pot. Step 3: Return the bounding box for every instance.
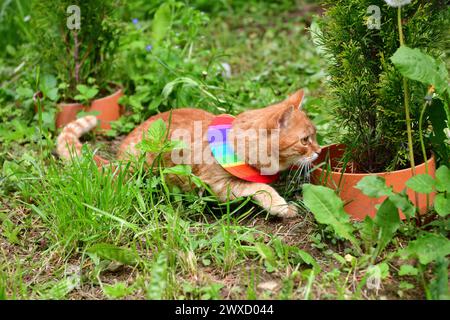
[88,89,123,130]
[56,89,123,130]
[55,102,84,128]
[311,144,436,221]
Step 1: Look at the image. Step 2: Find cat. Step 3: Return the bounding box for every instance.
[56,89,321,218]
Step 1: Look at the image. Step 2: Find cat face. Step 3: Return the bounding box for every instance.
[272,90,321,170]
[231,90,321,174]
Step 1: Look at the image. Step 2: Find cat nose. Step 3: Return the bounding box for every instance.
[316,148,321,154]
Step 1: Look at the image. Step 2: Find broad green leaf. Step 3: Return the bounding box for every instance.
[400,233,450,265]
[148,96,162,111]
[139,119,168,153]
[162,164,203,189]
[332,253,347,265]
[388,192,415,219]
[76,84,89,95]
[16,86,34,98]
[356,176,392,198]
[129,96,143,110]
[374,198,400,255]
[76,84,98,100]
[162,77,200,100]
[290,247,320,272]
[302,184,360,249]
[74,94,85,101]
[146,252,168,299]
[41,111,55,131]
[405,174,435,194]
[40,276,79,300]
[428,100,449,164]
[359,215,377,250]
[103,282,134,299]
[85,87,99,100]
[152,3,172,44]
[40,74,57,91]
[399,281,414,290]
[356,176,414,218]
[5,45,16,56]
[296,249,316,266]
[2,160,20,182]
[40,74,59,101]
[398,265,418,276]
[391,46,449,95]
[430,256,449,300]
[86,243,140,266]
[45,88,59,102]
[166,139,186,150]
[434,194,449,217]
[162,165,192,176]
[58,82,69,90]
[435,165,450,193]
[148,118,167,143]
[255,243,277,272]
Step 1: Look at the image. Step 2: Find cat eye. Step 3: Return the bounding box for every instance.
[300,136,310,145]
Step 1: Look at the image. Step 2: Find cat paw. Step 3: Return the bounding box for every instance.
[272,204,298,218]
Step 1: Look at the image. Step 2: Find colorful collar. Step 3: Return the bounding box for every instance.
[207,114,279,183]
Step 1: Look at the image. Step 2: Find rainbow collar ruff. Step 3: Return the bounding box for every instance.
[207,114,279,183]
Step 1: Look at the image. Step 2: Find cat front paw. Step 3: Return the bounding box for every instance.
[272,204,298,218]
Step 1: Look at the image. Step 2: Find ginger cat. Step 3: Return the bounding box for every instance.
[57,90,321,218]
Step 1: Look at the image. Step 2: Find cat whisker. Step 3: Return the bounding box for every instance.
[292,160,308,188]
[297,163,306,184]
[304,162,312,183]
[293,158,312,185]
[286,160,304,192]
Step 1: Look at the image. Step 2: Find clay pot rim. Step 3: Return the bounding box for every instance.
[57,88,123,107]
[58,101,84,107]
[91,88,123,104]
[314,143,435,176]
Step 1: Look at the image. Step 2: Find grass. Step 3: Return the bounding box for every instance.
[0,145,428,299]
[0,1,447,300]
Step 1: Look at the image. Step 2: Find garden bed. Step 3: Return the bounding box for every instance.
[0,0,448,301]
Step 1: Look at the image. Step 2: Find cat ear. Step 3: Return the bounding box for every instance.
[286,89,305,109]
[278,105,295,128]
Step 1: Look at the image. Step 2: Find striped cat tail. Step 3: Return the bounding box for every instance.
[56,116,109,166]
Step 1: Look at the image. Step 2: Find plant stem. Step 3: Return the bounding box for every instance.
[402,78,416,176]
[397,8,405,46]
[73,31,80,86]
[398,7,420,224]
[419,87,435,211]
[418,264,432,300]
[36,95,43,162]
[397,8,415,174]
[419,101,429,208]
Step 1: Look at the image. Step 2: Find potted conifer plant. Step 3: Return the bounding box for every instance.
[32,0,123,130]
[312,0,449,220]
